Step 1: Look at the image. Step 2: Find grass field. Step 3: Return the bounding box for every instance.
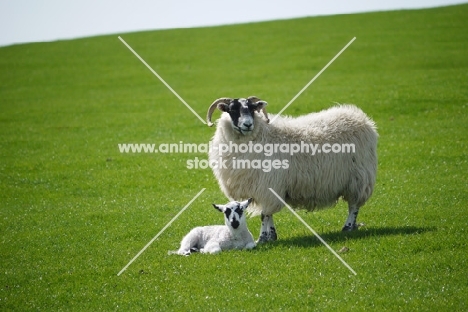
[1,3,467,311]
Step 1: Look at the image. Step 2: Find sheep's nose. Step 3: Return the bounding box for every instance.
[243,122,252,128]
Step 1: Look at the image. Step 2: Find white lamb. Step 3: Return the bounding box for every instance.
[172,198,256,255]
[206,96,378,242]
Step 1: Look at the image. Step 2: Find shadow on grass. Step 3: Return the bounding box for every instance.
[265,226,437,249]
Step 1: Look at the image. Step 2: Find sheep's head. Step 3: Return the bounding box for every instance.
[206,96,269,135]
[213,198,252,229]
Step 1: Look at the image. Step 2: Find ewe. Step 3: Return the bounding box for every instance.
[173,198,255,255]
[207,96,378,242]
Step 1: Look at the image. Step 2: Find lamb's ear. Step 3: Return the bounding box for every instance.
[241,198,253,209]
[212,204,224,212]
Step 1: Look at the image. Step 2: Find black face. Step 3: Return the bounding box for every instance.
[218,98,261,135]
[234,205,244,219]
[212,97,268,134]
[213,199,251,230]
[226,99,258,132]
[223,204,243,229]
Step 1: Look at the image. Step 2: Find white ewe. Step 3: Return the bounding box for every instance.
[172,198,256,255]
[207,97,378,242]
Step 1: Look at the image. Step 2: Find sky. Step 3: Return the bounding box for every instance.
[0,0,466,47]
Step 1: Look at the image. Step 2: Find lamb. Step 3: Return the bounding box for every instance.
[206,96,378,242]
[172,198,256,255]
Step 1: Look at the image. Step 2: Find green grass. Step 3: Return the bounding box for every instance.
[1,3,467,311]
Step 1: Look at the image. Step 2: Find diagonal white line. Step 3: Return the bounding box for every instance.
[270,37,356,124]
[268,188,357,275]
[117,188,206,276]
[118,36,206,125]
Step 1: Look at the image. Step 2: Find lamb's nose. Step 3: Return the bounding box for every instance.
[231,220,239,229]
[243,122,252,128]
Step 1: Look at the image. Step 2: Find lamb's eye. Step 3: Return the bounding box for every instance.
[224,208,231,218]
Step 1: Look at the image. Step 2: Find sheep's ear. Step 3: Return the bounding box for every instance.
[218,103,230,112]
[254,101,267,112]
[212,204,224,212]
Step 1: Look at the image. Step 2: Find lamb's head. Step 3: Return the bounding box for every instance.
[212,198,253,229]
[206,96,269,135]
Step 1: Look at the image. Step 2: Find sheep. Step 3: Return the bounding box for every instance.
[206,96,378,242]
[172,198,256,255]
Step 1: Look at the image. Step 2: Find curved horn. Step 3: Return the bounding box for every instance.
[206,98,232,127]
[248,96,269,124]
[247,95,261,103]
[262,107,270,124]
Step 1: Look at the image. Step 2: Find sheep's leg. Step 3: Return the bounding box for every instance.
[267,215,278,241]
[257,213,277,243]
[258,214,268,242]
[342,204,359,231]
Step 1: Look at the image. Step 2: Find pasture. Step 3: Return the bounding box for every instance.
[1,4,467,310]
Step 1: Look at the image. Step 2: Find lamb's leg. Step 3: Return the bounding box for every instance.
[176,243,192,256]
[177,229,199,255]
[342,203,360,231]
[177,238,193,256]
[244,241,256,250]
[257,213,277,243]
[201,242,221,254]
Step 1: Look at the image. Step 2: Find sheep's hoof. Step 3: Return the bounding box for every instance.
[256,231,277,243]
[342,224,359,232]
[256,232,269,244]
[268,229,277,241]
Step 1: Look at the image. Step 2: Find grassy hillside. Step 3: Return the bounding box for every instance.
[1,4,467,311]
